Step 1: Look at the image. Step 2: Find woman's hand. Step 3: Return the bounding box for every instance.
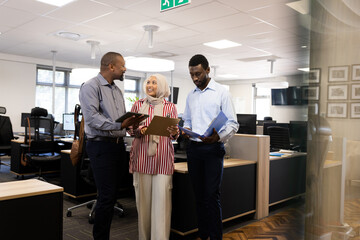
[167,125,179,137]
[140,127,148,135]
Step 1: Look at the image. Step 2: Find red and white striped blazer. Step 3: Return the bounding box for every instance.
[129,98,178,175]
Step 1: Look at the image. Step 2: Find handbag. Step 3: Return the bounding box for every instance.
[70,104,85,166]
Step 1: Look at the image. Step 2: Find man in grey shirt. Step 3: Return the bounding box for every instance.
[79,52,144,240]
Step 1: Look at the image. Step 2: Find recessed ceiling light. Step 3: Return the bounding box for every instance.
[203,39,241,49]
[55,31,81,41]
[151,51,177,58]
[37,0,76,7]
[301,45,307,48]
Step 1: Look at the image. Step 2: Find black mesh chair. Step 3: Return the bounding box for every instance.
[21,107,61,180]
[267,126,292,152]
[0,106,15,168]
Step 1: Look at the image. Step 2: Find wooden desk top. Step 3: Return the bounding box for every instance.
[324,160,342,168]
[11,137,24,143]
[61,149,71,154]
[12,137,73,143]
[0,179,63,201]
[174,158,256,174]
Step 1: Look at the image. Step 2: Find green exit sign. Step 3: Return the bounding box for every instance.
[160,0,191,12]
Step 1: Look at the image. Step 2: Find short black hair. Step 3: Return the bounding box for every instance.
[189,54,209,70]
[100,52,122,71]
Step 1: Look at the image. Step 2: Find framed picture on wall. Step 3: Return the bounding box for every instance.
[327,102,347,118]
[308,68,321,84]
[351,84,360,100]
[308,102,319,115]
[350,103,360,118]
[328,85,348,100]
[352,64,360,81]
[304,86,319,100]
[328,66,349,82]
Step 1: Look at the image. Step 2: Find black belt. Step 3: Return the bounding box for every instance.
[190,140,207,145]
[88,136,124,144]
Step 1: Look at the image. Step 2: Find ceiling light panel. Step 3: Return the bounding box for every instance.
[204,40,241,49]
[37,0,75,7]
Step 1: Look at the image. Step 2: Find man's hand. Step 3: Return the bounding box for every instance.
[121,115,146,130]
[199,128,220,144]
[181,127,191,139]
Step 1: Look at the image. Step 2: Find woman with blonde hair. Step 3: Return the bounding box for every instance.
[129,73,179,240]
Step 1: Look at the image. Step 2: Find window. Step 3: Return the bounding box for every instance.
[254,87,271,120]
[124,76,140,111]
[36,66,140,121]
[36,65,82,122]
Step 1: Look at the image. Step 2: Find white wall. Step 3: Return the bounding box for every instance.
[224,75,308,123]
[228,83,253,114]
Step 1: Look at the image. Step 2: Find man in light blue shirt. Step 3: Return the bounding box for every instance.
[182,54,238,240]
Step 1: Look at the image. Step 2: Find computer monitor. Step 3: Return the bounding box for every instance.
[169,87,179,104]
[236,114,257,134]
[263,122,289,135]
[63,113,75,131]
[21,113,31,127]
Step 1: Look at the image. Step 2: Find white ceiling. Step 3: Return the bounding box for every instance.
[0,0,311,80]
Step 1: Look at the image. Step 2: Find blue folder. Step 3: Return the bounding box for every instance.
[179,111,228,139]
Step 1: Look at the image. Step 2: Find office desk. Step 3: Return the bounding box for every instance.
[0,179,63,239]
[171,158,257,236]
[10,137,71,177]
[60,149,97,198]
[269,152,307,206]
[60,148,133,199]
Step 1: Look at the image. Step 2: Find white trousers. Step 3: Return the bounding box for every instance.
[133,172,173,240]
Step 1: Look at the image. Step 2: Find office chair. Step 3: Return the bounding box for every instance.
[267,126,292,152]
[0,106,15,168]
[66,104,124,223]
[21,107,61,180]
[66,153,125,223]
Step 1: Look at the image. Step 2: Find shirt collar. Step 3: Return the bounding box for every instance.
[193,78,216,92]
[97,73,112,86]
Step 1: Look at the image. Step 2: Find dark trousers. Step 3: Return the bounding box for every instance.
[86,140,126,240]
[187,141,225,240]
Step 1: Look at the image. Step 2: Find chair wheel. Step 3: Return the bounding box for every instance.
[89,214,95,224]
[87,202,94,209]
[66,211,72,217]
[118,210,125,217]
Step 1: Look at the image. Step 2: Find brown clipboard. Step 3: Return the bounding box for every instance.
[145,116,180,137]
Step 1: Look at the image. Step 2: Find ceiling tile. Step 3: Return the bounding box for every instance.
[157,1,238,26]
[46,0,114,24]
[17,16,72,34]
[186,12,260,33]
[3,0,57,15]
[83,9,151,30]
[0,6,37,28]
